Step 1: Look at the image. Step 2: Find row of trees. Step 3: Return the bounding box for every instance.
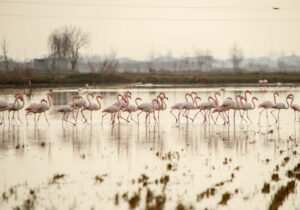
[0,25,245,73]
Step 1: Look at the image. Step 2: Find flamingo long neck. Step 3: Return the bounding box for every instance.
[239,97,244,105]
[185,93,190,102]
[194,97,200,107]
[96,96,101,110]
[117,94,122,106]
[135,98,141,107]
[244,91,249,102]
[47,93,52,109]
[162,99,167,109]
[19,97,24,109]
[214,93,219,105]
[251,98,257,109]
[290,97,294,106]
[285,96,290,109]
[152,99,157,109]
[235,95,239,104]
[274,93,277,104]
[87,94,93,106]
[12,96,19,107]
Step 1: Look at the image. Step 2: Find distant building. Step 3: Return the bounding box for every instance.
[33,58,70,73]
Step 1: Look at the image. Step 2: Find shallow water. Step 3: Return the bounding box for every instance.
[0,86,300,210]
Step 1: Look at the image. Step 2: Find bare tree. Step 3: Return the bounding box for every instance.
[1,39,9,71]
[194,50,206,71]
[229,45,244,72]
[99,52,119,75]
[194,49,214,71]
[48,25,89,72]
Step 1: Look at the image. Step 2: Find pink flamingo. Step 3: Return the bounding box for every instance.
[102,94,128,124]
[137,99,159,124]
[155,92,167,121]
[271,93,290,125]
[221,97,235,124]
[181,92,198,123]
[241,96,258,123]
[123,97,141,123]
[286,94,299,123]
[212,105,228,125]
[194,93,219,124]
[258,92,277,125]
[170,92,192,122]
[25,98,49,126]
[8,93,26,123]
[81,94,103,123]
[36,92,53,125]
[58,96,81,125]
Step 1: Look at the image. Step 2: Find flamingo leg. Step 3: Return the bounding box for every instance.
[101,112,108,124]
[259,109,265,125]
[271,110,277,123]
[177,109,183,122]
[26,112,29,125]
[266,109,269,125]
[44,112,49,125]
[193,110,201,122]
[130,113,137,123]
[81,108,88,123]
[153,112,157,123]
[170,109,178,122]
[137,111,144,124]
[34,114,37,126]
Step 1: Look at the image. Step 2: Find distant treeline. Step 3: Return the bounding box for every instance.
[1,67,300,87]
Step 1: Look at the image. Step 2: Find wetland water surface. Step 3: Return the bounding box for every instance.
[0,86,300,210]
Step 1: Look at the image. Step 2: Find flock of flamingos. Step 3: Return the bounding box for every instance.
[0,90,299,126]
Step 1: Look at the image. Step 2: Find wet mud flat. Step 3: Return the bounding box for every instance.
[0,87,300,209]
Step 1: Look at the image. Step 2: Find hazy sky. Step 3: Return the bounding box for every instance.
[0,0,300,60]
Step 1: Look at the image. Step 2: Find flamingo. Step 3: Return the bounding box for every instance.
[102,94,127,124]
[157,93,169,121]
[116,91,131,122]
[170,93,192,123]
[241,96,258,123]
[271,93,290,125]
[25,100,45,126]
[221,97,235,124]
[123,97,141,123]
[137,99,159,124]
[8,93,26,123]
[258,92,277,125]
[0,98,9,125]
[58,96,81,125]
[181,92,198,123]
[36,92,53,125]
[285,94,299,123]
[81,94,103,123]
[212,105,228,125]
[193,95,217,124]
